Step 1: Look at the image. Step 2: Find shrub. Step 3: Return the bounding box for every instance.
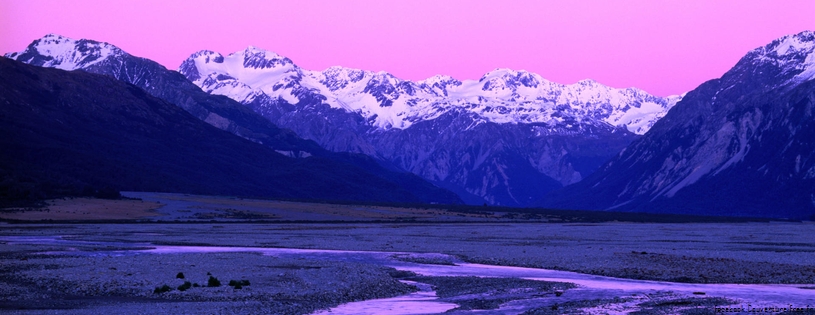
[153,284,172,294]
[176,272,185,279]
[229,279,251,287]
[178,281,192,291]
[207,276,221,287]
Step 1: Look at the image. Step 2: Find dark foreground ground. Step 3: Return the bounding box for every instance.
[1,193,814,314]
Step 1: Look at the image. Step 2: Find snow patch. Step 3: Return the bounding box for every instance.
[203,112,230,130]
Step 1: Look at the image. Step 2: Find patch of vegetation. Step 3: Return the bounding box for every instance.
[207,276,221,287]
[349,200,782,223]
[387,269,417,279]
[229,279,250,289]
[177,281,192,291]
[392,254,457,266]
[193,209,277,220]
[228,279,250,286]
[153,284,172,294]
[411,276,573,298]
[176,272,185,279]
[669,276,698,283]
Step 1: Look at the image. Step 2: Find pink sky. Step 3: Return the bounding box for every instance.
[2,0,814,96]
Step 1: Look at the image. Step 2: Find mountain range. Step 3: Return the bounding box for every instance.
[4,31,814,218]
[182,47,681,134]
[176,45,682,205]
[8,34,682,206]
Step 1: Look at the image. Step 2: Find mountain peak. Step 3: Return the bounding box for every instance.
[419,74,461,87]
[372,70,397,80]
[478,68,544,90]
[754,30,815,64]
[40,33,71,42]
[320,66,368,89]
[740,30,815,83]
[188,50,224,62]
[243,45,277,55]
[576,78,599,85]
[480,68,526,79]
[5,34,124,71]
[768,30,815,56]
[235,46,293,69]
[423,74,457,81]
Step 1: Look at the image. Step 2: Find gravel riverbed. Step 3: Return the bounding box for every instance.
[0,250,415,314]
[7,222,811,284]
[2,222,814,314]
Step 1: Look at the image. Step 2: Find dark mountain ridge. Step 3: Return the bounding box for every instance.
[7,35,318,154]
[5,35,461,204]
[0,57,459,204]
[542,31,815,219]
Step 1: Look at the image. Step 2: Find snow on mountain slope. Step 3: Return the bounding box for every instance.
[4,34,123,71]
[180,48,681,134]
[749,31,815,84]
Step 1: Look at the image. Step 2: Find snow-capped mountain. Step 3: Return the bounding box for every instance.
[178,47,680,206]
[4,34,123,70]
[181,48,681,135]
[5,34,321,154]
[543,31,815,219]
[5,34,464,205]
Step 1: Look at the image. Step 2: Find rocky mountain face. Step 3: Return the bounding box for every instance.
[5,35,462,205]
[177,47,680,206]
[543,31,815,219]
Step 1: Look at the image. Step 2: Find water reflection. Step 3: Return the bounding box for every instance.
[311,281,457,315]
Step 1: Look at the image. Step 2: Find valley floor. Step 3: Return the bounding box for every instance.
[1,193,814,314]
